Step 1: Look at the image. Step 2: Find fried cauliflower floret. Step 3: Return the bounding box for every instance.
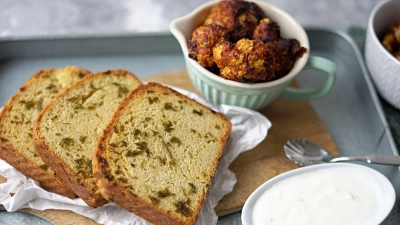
[213,39,274,82]
[213,38,307,82]
[204,0,265,42]
[187,0,308,83]
[252,18,281,43]
[265,39,307,78]
[188,24,229,69]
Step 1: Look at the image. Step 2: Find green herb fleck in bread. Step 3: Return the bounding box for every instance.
[93,82,232,225]
[33,69,142,207]
[0,66,90,198]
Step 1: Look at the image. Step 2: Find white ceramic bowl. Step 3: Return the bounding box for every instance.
[365,0,400,109]
[242,163,395,225]
[170,0,336,110]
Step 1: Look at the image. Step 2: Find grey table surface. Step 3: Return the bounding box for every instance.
[0,0,388,225]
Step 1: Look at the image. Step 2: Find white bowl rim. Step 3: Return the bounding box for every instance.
[241,163,396,225]
[169,0,310,89]
[368,0,400,66]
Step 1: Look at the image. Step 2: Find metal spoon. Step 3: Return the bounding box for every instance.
[284,138,400,166]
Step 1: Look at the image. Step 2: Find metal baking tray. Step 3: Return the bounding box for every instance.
[0,28,399,224]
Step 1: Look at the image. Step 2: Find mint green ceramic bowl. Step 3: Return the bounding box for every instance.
[170,0,336,110]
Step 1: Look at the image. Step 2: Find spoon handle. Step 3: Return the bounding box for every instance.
[329,155,400,166]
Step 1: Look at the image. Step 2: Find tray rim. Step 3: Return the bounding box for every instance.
[305,27,399,157]
[0,31,173,42]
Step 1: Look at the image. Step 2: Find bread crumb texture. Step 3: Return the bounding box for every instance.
[0,66,88,166]
[0,66,89,197]
[94,82,232,225]
[35,70,142,206]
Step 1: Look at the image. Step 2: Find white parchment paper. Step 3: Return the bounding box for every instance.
[0,87,271,225]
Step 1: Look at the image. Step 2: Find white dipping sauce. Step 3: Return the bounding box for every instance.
[252,167,385,225]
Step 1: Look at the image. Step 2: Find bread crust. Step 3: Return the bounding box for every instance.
[33,70,142,208]
[0,67,90,198]
[95,137,188,225]
[33,132,107,206]
[93,82,232,225]
[0,136,76,198]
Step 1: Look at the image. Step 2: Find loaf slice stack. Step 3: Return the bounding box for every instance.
[33,70,142,207]
[0,66,90,198]
[93,82,232,225]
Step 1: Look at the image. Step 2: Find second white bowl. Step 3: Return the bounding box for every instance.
[365,0,400,109]
[242,163,395,225]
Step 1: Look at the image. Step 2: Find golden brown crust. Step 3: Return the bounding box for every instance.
[33,69,142,208]
[252,18,281,43]
[0,67,90,199]
[189,1,307,83]
[213,39,273,82]
[264,39,307,78]
[33,131,107,206]
[93,82,231,225]
[213,38,307,82]
[204,0,265,42]
[188,23,229,70]
[94,138,183,225]
[0,136,76,198]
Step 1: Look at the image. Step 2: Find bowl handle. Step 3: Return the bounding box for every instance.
[281,56,336,100]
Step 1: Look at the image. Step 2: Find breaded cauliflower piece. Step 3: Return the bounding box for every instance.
[204,0,265,42]
[188,24,229,69]
[265,39,307,78]
[187,0,308,83]
[213,38,307,82]
[213,39,274,82]
[252,18,281,43]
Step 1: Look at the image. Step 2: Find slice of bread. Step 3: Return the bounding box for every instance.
[33,70,142,208]
[0,66,90,198]
[93,82,232,225]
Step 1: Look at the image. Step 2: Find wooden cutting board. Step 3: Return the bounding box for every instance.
[0,69,338,224]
